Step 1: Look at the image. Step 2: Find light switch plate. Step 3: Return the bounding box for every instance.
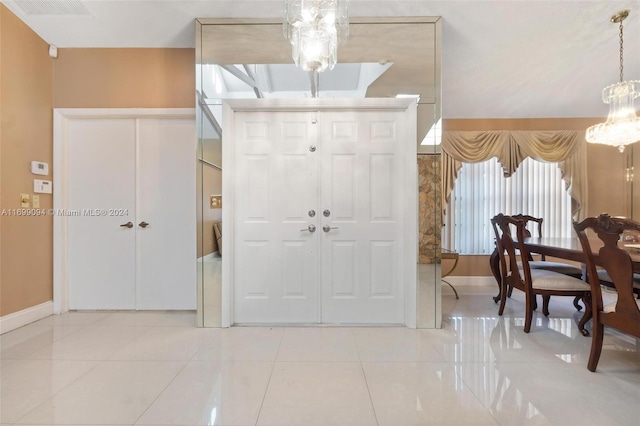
[32,195,40,208]
[21,193,30,208]
[210,195,222,209]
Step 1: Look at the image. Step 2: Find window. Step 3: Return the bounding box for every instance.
[443,157,573,254]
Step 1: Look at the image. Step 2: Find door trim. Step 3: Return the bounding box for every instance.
[53,108,196,314]
[222,99,417,328]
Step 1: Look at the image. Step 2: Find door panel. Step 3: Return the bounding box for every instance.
[234,112,319,323]
[68,119,136,309]
[137,118,196,309]
[320,111,406,324]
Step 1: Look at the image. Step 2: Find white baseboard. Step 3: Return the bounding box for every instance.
[0,301,53,334]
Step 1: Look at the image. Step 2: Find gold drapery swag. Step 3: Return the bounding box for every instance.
[441,130,587,220]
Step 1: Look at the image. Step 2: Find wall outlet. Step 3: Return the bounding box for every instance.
[21,193,30,208]
[210,195,222,209]
[32,195,40,208]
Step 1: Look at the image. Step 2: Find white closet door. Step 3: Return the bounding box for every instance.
[68,119,137,309]
[233,112,319,323]
[137,118,197,309]
[319,111,406,324]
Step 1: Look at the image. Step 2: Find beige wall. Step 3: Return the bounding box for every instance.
[53,48,195,108]
[0,4,54,316]
[0,23,195,316]
[443,117,630,277]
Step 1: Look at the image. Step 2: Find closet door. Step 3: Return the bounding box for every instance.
[67,115,196,311]
[233,112,320,323]
[68,119,137,309]
[319,111,406,324]
[137,118,196,309]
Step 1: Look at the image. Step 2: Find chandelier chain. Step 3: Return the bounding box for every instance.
[619,19,624,83]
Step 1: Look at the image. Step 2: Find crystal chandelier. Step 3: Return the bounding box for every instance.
[283,0,349,73]
[586,10,640,153]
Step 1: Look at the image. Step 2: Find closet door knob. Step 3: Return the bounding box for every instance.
[120,222,134,228]
[138,221,149,228]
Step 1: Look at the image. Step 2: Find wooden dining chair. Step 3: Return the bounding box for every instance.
[511,214,583,277]
[511,214,585,312]
[573,214,640,372]
[491,214,592,335]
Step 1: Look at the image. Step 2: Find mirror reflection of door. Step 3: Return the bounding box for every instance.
[196,18,442,327]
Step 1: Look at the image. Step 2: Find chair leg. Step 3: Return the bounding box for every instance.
[542,295,551,317]
[508,285,514,298]
[498,281,508,316]
[588,322,604,372]
[524,293,533,333]
[573,296,583,311]
[577,293,592,337]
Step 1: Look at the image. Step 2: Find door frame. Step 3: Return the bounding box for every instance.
[222,98,417,327]
[52,108,196,314]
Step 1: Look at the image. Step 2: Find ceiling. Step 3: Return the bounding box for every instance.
[3,0,640,119]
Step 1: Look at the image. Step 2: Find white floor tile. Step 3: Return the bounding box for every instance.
[1,325,83,359]
[456,361,621,426]
[15,360,185,425]
[32,312,110,326]
[362,362,498,425]
[192,327,282,361]
[94,311,172,327]
[3,291,638,426]
[136,361,273,425]
[155,311,197,327]
[26,325,150,360]
[108,327,212,361]
[276,327,359,362]
[353,327,446,362]
[1,359,98,423]
[257,362,377,426]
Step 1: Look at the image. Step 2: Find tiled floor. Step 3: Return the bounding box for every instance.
[1,285,639,425]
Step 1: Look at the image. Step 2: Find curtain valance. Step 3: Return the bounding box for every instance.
[441,130,587,220]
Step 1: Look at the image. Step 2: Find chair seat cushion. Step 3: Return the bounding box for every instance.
[597,270,640,289]
[529,269,590,291]
[603,298,640,313]
[518,260,582,275]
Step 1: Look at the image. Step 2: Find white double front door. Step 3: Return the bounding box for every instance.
[232,107,415,324]
[64,114,196,310]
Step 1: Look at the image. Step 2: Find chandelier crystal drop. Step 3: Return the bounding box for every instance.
[283,0,349,73]
[586,10,640,153]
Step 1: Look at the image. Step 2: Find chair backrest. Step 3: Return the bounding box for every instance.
[511,214,543,238]
[491,214,532,289]
[573,214,640,319]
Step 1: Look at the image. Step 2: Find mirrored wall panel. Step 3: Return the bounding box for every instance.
[196,17,442,327]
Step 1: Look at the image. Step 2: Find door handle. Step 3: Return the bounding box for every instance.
[301,224,316,233]
[323,225,339,232]
[120,222,134,228]
[138,221,149,228]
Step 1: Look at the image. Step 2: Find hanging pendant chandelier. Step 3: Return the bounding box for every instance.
[283,0,349,73]
[586,10,640,153]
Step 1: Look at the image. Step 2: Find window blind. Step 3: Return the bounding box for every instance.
[443,157,573,254]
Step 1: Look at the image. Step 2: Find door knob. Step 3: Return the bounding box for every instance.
[301,224,316,232]
[323,209,331,217]
[308,210,316,217]
[138,221,149,228]
[120,222,134,228]
[323,225,339,232]
[309,145,316,152]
